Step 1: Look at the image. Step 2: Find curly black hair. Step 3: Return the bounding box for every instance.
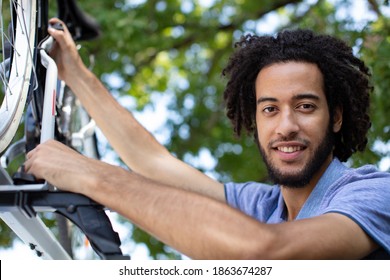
[222,29,372,162]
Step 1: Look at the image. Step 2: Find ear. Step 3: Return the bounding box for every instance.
[333,106,343,133]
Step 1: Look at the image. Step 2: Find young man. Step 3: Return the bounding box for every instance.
[25,19,390,259]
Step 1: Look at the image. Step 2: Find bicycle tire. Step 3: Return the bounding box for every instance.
[0,0,37,153]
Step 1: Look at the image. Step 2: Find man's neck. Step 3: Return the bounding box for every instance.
[281,156,333,221]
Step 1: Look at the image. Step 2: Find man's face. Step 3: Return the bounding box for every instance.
[255,62,342,188]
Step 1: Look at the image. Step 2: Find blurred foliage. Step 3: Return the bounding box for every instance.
[1,0,389,259]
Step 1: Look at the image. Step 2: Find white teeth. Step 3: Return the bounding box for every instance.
[278,146,302,153]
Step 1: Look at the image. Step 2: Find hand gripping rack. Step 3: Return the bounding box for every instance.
[0,31,129,260]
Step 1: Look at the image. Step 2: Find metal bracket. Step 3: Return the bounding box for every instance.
[0,164,129,259]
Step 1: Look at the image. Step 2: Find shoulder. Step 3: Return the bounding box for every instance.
[322,164,390,254]
[345,163,390,182]
[323,163,390,215]
[324,162,390,198]
[329,164,390,203]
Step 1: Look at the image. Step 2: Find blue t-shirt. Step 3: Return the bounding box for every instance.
[224,158,390,259]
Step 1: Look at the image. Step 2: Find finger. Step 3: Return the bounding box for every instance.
[47,25,65,40]
[26,149,34,159]
[48,18,68,32]
[23,154,34,173]
[47,18,74,45]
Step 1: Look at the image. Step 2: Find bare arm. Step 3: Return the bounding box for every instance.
[47,19,225,201]
[42,19,378,259]
[24,141,378,259]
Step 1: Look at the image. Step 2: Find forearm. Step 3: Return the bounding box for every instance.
[24,140,377,260]
[76,164,376,260]
[48,19,224,201]
[66,67,225,201]
[84,166,273,259]
[25,140,270,259]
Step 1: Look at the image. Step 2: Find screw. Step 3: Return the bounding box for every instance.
[67,204,76,213]
[29,243,36,250]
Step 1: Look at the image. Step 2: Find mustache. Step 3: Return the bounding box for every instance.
[268,137,310,149]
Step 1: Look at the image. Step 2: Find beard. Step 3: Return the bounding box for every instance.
[258,123,335,188]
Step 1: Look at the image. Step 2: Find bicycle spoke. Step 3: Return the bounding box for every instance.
[16,0,38,91]
[0,0,36,152]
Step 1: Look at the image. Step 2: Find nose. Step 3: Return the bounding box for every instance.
[275,108,300,138]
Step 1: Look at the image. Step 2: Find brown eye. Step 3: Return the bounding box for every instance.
[297,103,316,112]
[263,106,277,113]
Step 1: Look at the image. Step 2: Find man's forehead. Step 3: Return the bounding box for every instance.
[255,61,325,100]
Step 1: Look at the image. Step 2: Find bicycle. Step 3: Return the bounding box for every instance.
[0,0,129,260]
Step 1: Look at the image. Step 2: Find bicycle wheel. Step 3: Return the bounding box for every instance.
[0,0,37,153]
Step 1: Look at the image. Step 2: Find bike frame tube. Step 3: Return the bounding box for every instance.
[0,35,70,259]
[0,211,71,259]
[39,36,57,143]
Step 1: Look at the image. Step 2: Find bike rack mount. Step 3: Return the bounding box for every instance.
[0,165,130,260]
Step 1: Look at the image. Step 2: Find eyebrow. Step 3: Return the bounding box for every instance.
[256,93,320,105]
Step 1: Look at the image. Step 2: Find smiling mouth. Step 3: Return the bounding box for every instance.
[276,146,305,153]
